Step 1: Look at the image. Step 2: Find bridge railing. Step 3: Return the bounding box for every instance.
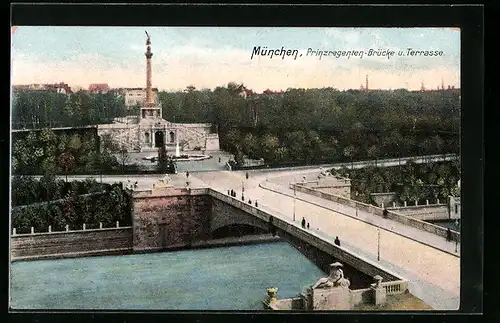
[381,280,409,295]
[289,183,460,243]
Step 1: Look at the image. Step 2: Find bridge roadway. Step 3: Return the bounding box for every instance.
[192,169,460,310]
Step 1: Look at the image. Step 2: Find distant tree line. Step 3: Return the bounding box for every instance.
[11,176,132,234]
[11,128,118,176]
[12,83,460,167]
[331,160,461,205]
[159,83,460,165]
[11,127,177,175]
[12,90,127,129]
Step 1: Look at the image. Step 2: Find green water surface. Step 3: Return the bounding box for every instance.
[10,241,325,310]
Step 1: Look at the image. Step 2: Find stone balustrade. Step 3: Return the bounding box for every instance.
[290,183,460,242]
[12,222,124,236]
[381,280,408,295]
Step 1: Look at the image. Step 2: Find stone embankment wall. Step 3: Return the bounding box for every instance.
[205,133,220,151]
[97,124,141,151]
[387,204,451,221]
[132,188,212,252]
[370,192,398,207]
[298,176,351,199]
[11,227,133,261]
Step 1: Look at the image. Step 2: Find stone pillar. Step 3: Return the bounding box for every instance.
[415,200,418,206]
[31,227,34,234]
[83,223,86,230]
[116,221,120,228]
[100,222,103,229]
[48,225,52,233]
[392,202,396,208]
[13,228,16,235]
[426,199,429,205]
[381,202,384,209]
[404,201,407,207]
[371,275,386,306]
[152,128,156,147]
[437,198,440,204]
[66,225,69,232]
[151,126,154,148]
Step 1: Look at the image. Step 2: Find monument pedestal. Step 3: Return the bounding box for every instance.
[371,285,387,306]
[311,286,351,310]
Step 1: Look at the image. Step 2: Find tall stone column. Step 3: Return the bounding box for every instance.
[145,32,154,106]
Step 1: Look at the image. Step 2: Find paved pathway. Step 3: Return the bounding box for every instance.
[260,181,460,256]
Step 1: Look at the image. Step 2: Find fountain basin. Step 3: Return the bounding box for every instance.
[171,154,212,162]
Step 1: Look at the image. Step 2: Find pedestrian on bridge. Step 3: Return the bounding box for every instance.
[301,217,306,228]
[446,228,452,242]
[246,172,249,179]
[307,222,310,229]
[334,236,341,246]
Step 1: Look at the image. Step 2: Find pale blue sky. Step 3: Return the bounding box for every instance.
[11,27,460,92]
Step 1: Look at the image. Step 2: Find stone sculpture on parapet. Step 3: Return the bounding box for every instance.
[306,262,351,310]
[312,262,351,289]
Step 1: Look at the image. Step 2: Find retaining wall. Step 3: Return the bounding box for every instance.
[387,204,452,221]
[370,192,398,207]
[11,227,133,261]
[132,188,212,252]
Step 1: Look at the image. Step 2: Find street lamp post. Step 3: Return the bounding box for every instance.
[377,228,381,261]
[355,191,359,217]
[293,177,296,222]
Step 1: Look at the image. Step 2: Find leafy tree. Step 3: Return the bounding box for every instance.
[117,146,131,169]
[343,145,358,170]
[367,145,380,166]
[259,134,280,164]
[241,133,259,159]
[58,151,75,182]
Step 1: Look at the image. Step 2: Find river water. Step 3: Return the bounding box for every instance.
[10,242,326,310]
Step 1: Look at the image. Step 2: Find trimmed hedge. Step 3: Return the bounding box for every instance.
[11,176,133,234]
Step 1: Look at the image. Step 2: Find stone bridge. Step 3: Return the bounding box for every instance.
[132,187,407,290]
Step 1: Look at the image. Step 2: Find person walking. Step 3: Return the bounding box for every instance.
[301,217,306,229]
[307,222,310,229]
[246,172,249,179]
[383,208,388,219]
[334,236,341,246]
[446,228,452,242]
[219,157,221,163]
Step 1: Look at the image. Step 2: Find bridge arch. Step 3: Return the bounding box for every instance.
[212,223,268,239]
[210,212,270,234]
